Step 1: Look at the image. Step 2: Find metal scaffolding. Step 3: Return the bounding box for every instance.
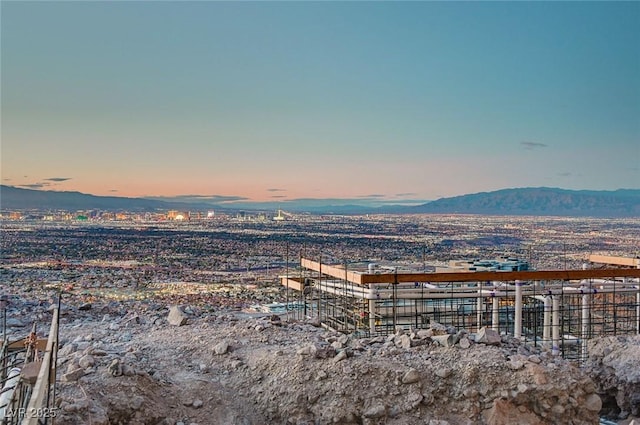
[282,256,640,361]
[0,301,59,425]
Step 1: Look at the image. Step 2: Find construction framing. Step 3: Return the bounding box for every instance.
[281,255,640,360]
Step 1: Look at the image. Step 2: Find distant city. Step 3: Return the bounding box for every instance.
[2,212,638,294]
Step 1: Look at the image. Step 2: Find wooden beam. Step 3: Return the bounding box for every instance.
[300,258,640,285]
[4,338,48,351]
[360,268,640,284]
[589,254,640,268]
[300,258,364,284]
[280,277,306,292]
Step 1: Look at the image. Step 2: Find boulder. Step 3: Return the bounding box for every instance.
[483,399,543,425]
[167,306,188,326]
[476,327,502,346]
[62,368,85,382]
[432,334,455,348]
[401,369,421,384]
[213,341,230,355]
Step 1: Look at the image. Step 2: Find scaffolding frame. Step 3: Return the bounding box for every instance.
[282,257,640,361]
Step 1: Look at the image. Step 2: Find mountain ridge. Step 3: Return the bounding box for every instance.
[1,185,639,217]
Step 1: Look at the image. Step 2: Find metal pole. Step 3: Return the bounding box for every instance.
[317,258,322,320]
[285,243,289,321]
[0,295,6,346]
[552,295,560,356]
[492,295,500,332]
[543,295,551,348]
[581,293,589,362]
[514,280,523,339]
[476,281,483,332]
[636,288,640,335]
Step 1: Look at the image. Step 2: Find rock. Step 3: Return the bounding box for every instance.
[78,355,95,369]
[528,355,541,364]
[405,390,424,410]
[429,322,449,335]
[119,332,132,342]
[363,403,386,418]
[58,343,77,357]
[213,341,229,355]
[6,318,25,328]
[550,404,565,416]
[463,388,478,399]
[122,364,135,376]
[483,398,543,425]
[416,329,433,339]
[109,322,120,331]
[507,360,524,371]
[131,395,144,411]
[435,367,452,379]
[108,359,123,377]
[66,362,80,374]
[432,334,454,348]
[62,368,85,382]
[584,394,602,412]
[459,337,471,349]
[167,306,188,326]
[401,369,421,384]
[475,327,502,346]
[192,399,203,409]
[395,334,412,349]
[314,345,336,359]
[297,345,314,356]
[333,350,347,363]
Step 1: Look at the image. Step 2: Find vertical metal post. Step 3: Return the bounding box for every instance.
[317,258,322,320]
[393,270,397,330]
[368,292,376,335]
[0,295,6,346]
[636,288,640,335]
[543,295,551,348]
[514,280,523,339]
[492,295,500,331]
[285,242,289,320]
[552,295,561,356]
[581,293,589,362]
[476,281,483,332]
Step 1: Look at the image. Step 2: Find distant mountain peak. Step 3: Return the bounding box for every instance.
[407,187,640,217]
[1,185,639,217]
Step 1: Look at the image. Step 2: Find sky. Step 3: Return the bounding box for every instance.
[1,1,639,204]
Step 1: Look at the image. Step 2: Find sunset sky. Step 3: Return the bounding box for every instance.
[2,1,639,203]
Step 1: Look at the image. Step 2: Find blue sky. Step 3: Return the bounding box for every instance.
[2,1,638,203]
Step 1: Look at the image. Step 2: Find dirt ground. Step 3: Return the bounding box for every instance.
[50,303,615,425]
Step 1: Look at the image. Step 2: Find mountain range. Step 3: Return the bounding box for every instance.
[1,185,639,217]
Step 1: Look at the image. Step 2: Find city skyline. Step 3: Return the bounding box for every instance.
[2,1,639,202]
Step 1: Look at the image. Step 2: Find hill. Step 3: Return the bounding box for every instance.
[0,185,209,212]
[2,185,639,217]
[407,187,640,217]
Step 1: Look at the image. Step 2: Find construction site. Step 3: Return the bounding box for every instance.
[0,300,59,425]
[281,254,640,361]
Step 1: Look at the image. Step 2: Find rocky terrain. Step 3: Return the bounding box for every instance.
[584,336,640,421]
[3,286,640,425]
